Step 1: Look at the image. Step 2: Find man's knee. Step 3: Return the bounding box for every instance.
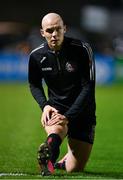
[65,155,91,172]
[65,139,93,172]
[65,156,85,172]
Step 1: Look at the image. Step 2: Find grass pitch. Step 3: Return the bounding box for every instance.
[0,83,123,179]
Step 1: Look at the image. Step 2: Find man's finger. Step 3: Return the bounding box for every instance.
[50,113,60,120]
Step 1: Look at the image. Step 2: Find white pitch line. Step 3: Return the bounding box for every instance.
[0,173,36,177]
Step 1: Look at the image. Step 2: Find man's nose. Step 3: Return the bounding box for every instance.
[52,30,57,36]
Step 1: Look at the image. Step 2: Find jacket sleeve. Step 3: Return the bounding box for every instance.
[28,53,49,110]
[64,43,95,121]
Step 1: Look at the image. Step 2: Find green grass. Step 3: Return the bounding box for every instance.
[0,83,123,179]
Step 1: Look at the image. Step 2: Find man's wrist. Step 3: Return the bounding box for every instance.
[64,113,71,122]
[43,105,50,111]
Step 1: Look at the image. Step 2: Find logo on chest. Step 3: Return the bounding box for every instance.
[41,67,52,71]
[65,62,76,72]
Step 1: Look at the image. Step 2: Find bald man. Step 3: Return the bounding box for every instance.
[28,13,96,176]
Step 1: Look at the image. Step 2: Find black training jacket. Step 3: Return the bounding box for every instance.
[28,36,96,124]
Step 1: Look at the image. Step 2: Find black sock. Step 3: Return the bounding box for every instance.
[46,133,62,163]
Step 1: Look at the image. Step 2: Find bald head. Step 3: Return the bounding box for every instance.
[40,13,66,51]
[41,13,64,29]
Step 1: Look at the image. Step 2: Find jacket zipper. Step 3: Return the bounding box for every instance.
[56,57,61,71]
[55,52,61,71]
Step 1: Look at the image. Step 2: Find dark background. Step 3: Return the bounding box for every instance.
[0,0,123,27]
[0,0,123,61]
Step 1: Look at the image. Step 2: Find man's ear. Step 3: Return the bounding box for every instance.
[64,25,67,33]
[40,29,45,37]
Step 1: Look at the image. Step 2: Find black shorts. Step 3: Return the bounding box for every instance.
[52,104,96,144]
[67,121,96,144]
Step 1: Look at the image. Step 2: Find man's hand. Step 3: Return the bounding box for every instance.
[41,105,58,127]
[47,113,68,126]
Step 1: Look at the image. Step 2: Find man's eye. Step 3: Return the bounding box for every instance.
[46,29,54,33]
[46,27,62,34]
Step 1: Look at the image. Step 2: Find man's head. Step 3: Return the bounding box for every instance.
[40,13,66,51]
